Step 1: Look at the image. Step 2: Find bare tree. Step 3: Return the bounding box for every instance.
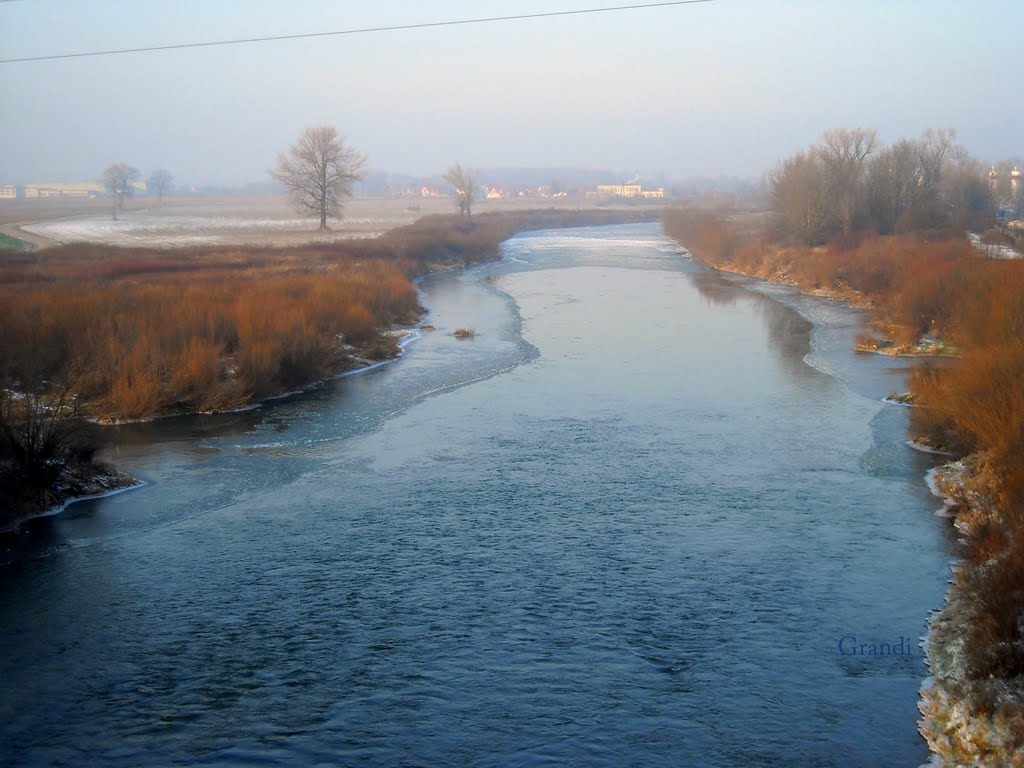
[943,149,993,230]
[147,169,174,204]
[819,128,878,234]
[916,128,957,192]
[271,125,367,230]
[865,140,921,234]
[767,150,830,245]
[444,162,478,216]
[101,163,140,220]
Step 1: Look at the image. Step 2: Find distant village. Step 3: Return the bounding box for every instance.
[989,165,1024,224]
[0,182,106,200]
[408,179,664,201]
[0,181,145,200]
[4,168,1018,224]
[0,177,667,202]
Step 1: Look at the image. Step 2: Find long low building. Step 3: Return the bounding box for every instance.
[591,184,665,199]
[24,182,105,199]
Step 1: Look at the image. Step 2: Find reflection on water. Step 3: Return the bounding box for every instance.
[690,270,816,381]
[0,223,951,767]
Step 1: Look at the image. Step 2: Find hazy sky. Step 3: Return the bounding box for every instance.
[1,0,1021,186]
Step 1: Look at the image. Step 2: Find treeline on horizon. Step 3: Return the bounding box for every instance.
[766,127,1017,244]
[664,128,1024,711]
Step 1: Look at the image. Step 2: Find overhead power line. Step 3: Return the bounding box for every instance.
[0,0,715,64]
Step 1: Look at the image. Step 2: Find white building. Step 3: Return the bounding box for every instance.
[0,185,16,200]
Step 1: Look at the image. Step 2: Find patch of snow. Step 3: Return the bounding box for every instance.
[21,212,412,248]
[967,232,1022,259]
[906,439,955,456]
[883,395,914,407]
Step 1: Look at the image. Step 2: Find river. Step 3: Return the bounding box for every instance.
[0,222,951,767]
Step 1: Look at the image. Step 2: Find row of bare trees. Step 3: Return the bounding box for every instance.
[100,164,174,220]
[105,126,477,231]
[768,128,994,244]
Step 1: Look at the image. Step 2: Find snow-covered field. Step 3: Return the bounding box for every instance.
[22,213,405,248]
[7,195,617,250]
[10,197,453,249]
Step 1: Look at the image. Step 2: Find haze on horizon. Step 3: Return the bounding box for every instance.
[1,0,1021,188]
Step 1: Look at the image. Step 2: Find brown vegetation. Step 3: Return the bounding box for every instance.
[1,256,419,420]
[0,209,656,423]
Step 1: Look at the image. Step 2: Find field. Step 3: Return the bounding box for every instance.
[0,194,656,250]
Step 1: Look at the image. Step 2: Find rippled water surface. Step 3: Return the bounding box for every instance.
[0,223,951,767]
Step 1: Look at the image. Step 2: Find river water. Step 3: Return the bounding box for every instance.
[0,223,951,767]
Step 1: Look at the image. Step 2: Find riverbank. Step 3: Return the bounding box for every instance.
[918,460,1024,766]
[1,460,139,531]
[0,209,657,527]
[662,208,1024,767]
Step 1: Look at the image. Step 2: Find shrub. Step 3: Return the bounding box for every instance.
[0,384,95,498]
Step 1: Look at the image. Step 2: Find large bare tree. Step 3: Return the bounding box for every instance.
[101,162,140,221]
[819,127,878,234]
[444,162,478,216]
[147,169,174,204]
[767,150,830,245]
[271,125,367,230]
[865,139,921,234]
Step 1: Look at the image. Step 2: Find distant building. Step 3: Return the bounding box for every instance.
[485,187,505,200]
[596,184,642,197]
[0,185,16,200]
[590,183,665,199]
[24,182,104,199]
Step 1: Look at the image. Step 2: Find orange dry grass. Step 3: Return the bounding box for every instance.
[2,210,657,421]
[1,264,419,420]
[0,245,423,420]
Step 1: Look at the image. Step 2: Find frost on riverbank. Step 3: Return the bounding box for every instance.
[1,460,139,532]
[919,458,1024,766]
